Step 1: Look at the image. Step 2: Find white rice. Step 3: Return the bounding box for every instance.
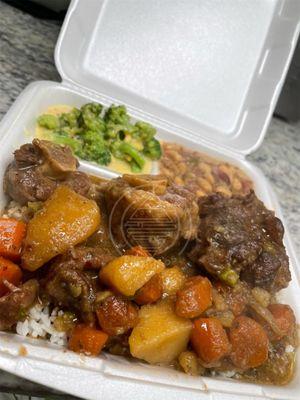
[16,303,67,346]
[285,345,295,353]
[1,200,31,221]
[210,370,236,379]
[218,370,236,378]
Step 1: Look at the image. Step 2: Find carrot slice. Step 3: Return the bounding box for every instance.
[135,274,163,305]
[191,317,230,363]
[229,316,269,369]
[124,246,150,257]
[0,256,23,296]
[268,304,296,339]
[68,324,108,356]
[176,276,212,318]
[0,218,27,261]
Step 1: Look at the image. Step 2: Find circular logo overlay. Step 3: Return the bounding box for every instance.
[108,184,192,257]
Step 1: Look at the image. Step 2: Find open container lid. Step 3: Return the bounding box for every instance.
[56,0,300,155]
[0,2,300,399]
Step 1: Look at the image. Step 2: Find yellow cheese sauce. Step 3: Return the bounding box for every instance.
[35,105,152,175]
[35,105,73,140]
[109,155,152,174]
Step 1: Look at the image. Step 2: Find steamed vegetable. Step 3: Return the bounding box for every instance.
[0,218,27,261]
[191,317,230,363]
[37,114,59,130]
[129,299,192,364]
[104,104,130,127]
[76,130,111,165]
[142,138,162,160]
[110,141,145,172]
[96,295,138,335]
[0,257,22,296]
[229,316,269,369]
[99,255,165,297]
[133,122,162,160]
[60,107,81,130]
[135,274,163,305]
[65,103,111,165]
[80,103,104,131]
[68,324,108,356]
[175,276,212,318]
[22,186,100,271]
[268,304,296,340]
[37,102,162,172]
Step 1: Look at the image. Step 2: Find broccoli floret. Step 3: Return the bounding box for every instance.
[134,121,156,142]
[37,114,59,130]
[143,138,162,160]
[132,121,161,160]
[80,103,105,132]
[104,105,135,141]
[78,130,111,165]
[111,141,145,172]
[59,108,81,129]
[110,139,124,159]
[105,122,130,140]
[37,102,161,170]
[81,102,103,117]
[104,105,130,126]
[50,132,82,154]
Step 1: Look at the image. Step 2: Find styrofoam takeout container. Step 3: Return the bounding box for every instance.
[0,0,299,399]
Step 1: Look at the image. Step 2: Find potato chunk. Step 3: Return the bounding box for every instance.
[129,299,192,364]
[99,255,165,296]
[161,266,186,296]
[22,186,100,271]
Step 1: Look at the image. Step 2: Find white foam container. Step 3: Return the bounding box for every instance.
[0,0,299,399]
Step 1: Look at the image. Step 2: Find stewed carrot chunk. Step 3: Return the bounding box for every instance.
[268,304,296,339]
[68,324,108,356]
[135,274,163,305]
[176,276,212,318]
[229,316,269,369]
[0,218,26,261]
[0,257,22,296]
[191,317,230,363]
[96,295,138,335]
